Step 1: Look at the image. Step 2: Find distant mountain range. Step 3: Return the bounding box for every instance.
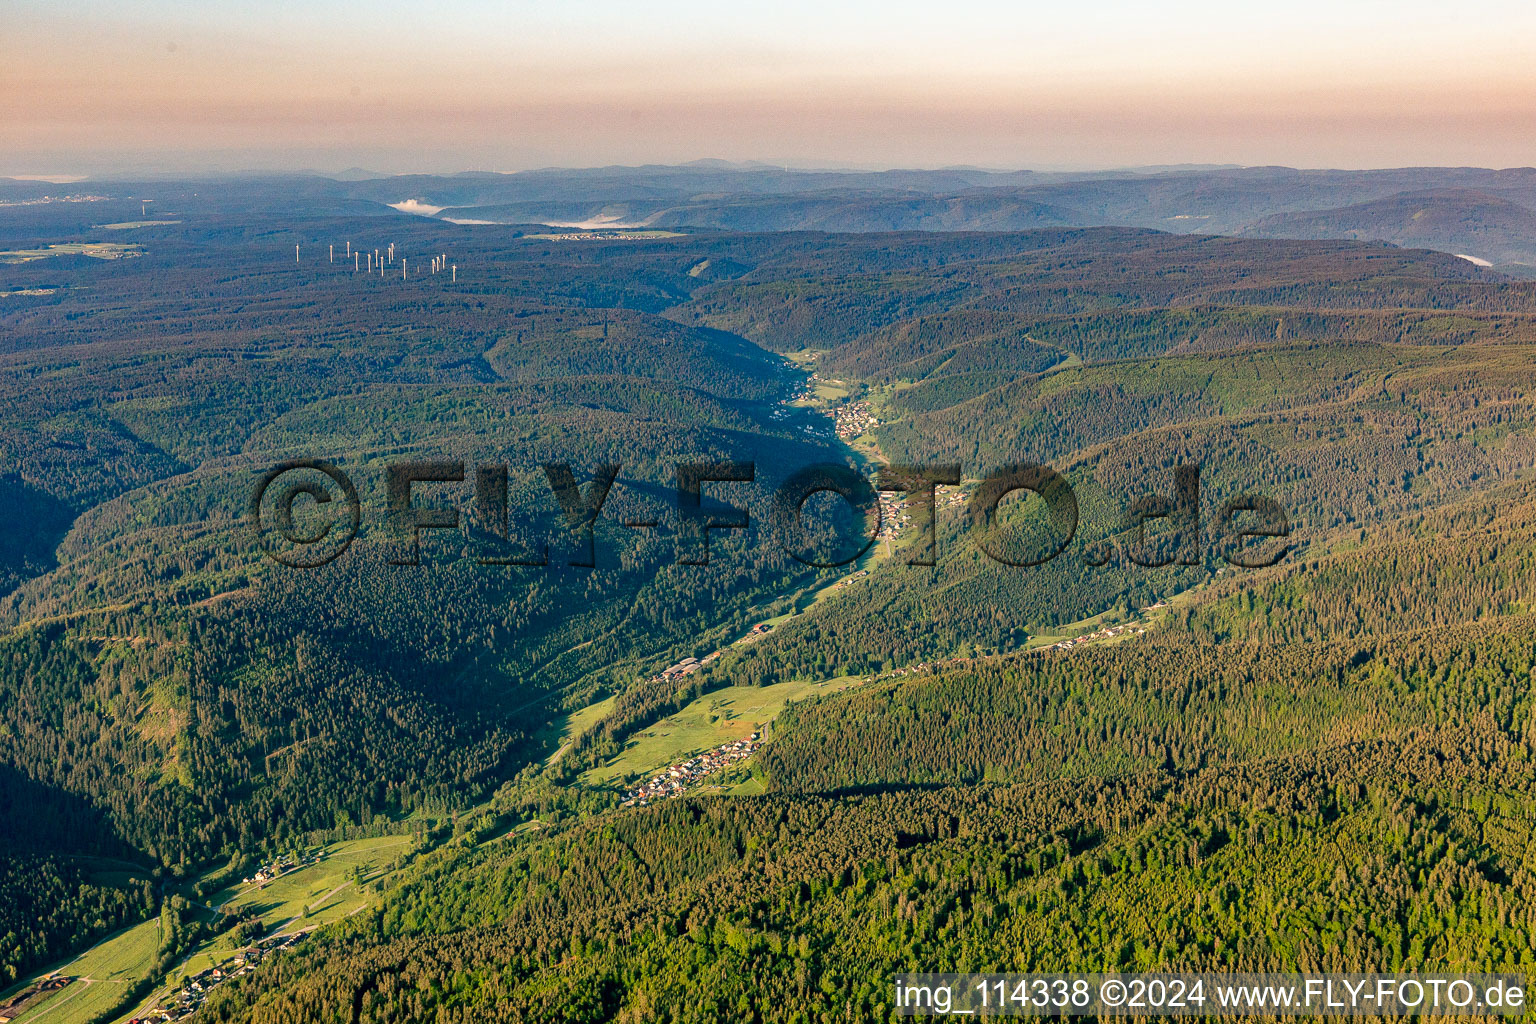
[1241,188,1536,266]
[7,163,1536,267]
[333,164,1536,267]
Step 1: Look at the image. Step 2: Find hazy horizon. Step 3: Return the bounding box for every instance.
[10,159,1536,186]
[8,0,1536,177]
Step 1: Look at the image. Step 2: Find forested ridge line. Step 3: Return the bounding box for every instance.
[195,717,1536,1022]
[193,498,1536,1020]
[6,218,1536,1016]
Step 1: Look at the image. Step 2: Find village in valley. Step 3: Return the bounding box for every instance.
[832,398,876,441]
[590,371,1190,813]
[1045,601,1169,651]
[0,834,411,1024]
[621,735,762,805]
[0,911,314,1024]
[1047,620,1147,650]
[0,364,1195,1024]
[127,932,308,1023]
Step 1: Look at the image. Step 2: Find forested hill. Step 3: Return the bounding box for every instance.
[4,201,1536,1014]
[200,533,1536,1022]
[197,428,1536,1021]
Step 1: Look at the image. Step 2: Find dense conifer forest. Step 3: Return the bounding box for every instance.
[3,189,1536,1019]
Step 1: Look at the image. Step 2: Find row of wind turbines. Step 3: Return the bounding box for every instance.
[293,241,457,282]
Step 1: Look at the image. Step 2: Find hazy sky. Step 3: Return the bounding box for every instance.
[7,0,1536,175]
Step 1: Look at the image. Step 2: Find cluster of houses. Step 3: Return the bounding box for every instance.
[853,660,944,685]
[536,230,658,241]
[622,735,761,805]
[833,568,871,589]
[0,975,71,1022]
[783,377,840,440]
[1050,622,1147,651]
[833,399,877,440]
[244,851,315,887]
[0,193,109,208]
[790,378,821,403]
[878,485,969,541]
[875,491,910,540]
[735,622,776,644]
[130,932,308,1023]
[652,649,722,684]
[1046,602,1166,652]
[797,420,835,440]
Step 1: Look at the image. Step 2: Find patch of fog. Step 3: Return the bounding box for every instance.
[440,216,651,228]
[6,174,89,183]
[539,214,651,230]
[539,220,645,230]
[1455,254,1494,267]
[435,209,658,228]
[389,199,445,216]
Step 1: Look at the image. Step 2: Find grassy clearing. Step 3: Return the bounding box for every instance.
[12,918,160,1024]
[583,676,863,786]
[1022,607,1117,649]
[1045,351,1084,373]
[163,836,411,988]
[558,545,883,781]
[0,243,141,263]
[102,835,417,1022]
[1022,580,1209,651]
[723,775,768,796]
[208,835,412,931]
[539,694,617,765]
